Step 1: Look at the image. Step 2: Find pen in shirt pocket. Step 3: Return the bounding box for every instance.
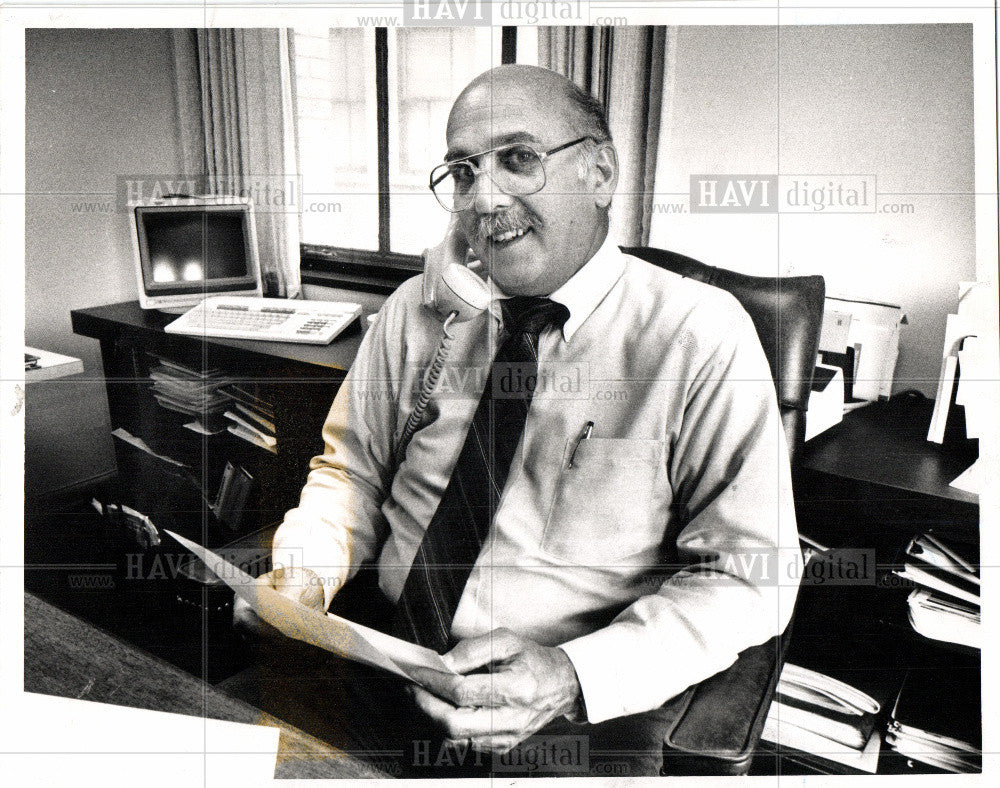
[567,420,594,468]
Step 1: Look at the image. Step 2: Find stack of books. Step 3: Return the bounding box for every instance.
[221,383,278,454]
[887,669,981,772]
[893,534,979,649]
[762,663,883,773]
[148,356,231,434]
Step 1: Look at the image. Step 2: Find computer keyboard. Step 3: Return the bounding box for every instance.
[164,296,363,345]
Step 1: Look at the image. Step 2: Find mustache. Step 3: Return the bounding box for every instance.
[471,207,542,245]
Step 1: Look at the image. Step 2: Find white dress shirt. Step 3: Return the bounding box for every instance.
[274,235,802,724]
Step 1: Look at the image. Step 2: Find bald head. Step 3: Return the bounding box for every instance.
[448,65,611,146]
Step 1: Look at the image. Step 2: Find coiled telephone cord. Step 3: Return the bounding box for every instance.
[394,311,458,465]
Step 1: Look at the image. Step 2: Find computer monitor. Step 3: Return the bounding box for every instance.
[131,197,262,311]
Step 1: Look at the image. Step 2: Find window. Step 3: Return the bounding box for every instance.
[293,27,516,289]
[294,28,377,251]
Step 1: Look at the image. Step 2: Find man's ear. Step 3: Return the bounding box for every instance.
[588,143,618,209]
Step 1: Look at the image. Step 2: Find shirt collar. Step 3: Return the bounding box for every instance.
[486,234,625,342]
[550,234,626,341]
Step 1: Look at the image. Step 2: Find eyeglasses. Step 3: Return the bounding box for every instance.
[429,136,592,213]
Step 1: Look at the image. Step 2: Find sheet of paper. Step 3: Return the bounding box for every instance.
[819,309,853,353]
[111,427,189,468]
[943,312,978,358]
[826,297,904,327]
[847,323,898,401]
[950,460,981,496]
[165,531,455,682]
[957,281,995,327]
[182,420,226,436]
[955,339,974,407]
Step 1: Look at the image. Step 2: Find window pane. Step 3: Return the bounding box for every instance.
[388,27,503,255]
[516,25,539,65]
[293,28,379,250]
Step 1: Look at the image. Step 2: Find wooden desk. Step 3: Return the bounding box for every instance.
[796,396,979,546]
[801,396,978,507]
[23,593,388,779]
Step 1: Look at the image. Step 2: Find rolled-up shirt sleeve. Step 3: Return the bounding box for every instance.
[559,306,802,724]
[272,303,400,611]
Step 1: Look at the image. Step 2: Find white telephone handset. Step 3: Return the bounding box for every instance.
[397,218,490,464]
[421,216,491,323]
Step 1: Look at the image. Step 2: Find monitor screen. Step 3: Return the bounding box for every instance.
[133,200,261,310]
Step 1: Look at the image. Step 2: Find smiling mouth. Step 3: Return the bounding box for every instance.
[487,227,531,245]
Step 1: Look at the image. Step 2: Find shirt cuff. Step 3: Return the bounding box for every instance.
[558,632,630,724]
[272,518,350,611]
[556,646,588,723]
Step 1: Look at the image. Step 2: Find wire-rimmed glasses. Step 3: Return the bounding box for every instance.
[429,136,592,212]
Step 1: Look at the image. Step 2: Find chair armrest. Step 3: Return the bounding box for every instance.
[659,628,791,776]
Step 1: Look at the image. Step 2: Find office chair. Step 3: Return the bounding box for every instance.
[620,245,825,776]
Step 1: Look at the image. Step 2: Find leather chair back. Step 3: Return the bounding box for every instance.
[620,246,825,464]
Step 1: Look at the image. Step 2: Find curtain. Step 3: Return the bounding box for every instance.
[539,26,670,247]
[539,26,612,107]
[192,29,302,298]
[170,31,206,179]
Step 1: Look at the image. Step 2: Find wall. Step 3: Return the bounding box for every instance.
[649,24,975,397]
[25,29,186,497]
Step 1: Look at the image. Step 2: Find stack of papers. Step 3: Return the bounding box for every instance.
[908,590,980,650]
[762,663,882,773]
[887,669,981,772]
[222,384,278,453]
[224,408,277,453]
[895,534,979,649]
[148,356,232,434]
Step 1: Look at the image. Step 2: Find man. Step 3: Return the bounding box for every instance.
[239,64,800,776]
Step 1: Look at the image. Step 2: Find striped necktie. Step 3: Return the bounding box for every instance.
[392,296,571,652]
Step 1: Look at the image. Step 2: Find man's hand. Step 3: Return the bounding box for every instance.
[408,628,583,754]
[232,566,327,637]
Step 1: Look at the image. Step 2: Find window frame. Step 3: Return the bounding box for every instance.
[299,26,518,293]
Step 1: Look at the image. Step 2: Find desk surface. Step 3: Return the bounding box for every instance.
[23,593,388,779]
[799,397,979,506]
[24,346,84,382]
[71,300,369,372]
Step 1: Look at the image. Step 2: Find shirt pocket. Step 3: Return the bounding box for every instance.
[541,437,668,565]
